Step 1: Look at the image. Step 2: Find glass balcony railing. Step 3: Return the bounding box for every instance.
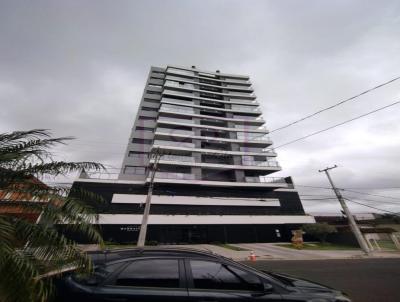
[241,160,280,167]
[231,105,261,113]
[239,147,275,153]
[166,68,195,76]
[163,89,193,98]
[161,97,194,106]
[226,84,252,90]
[234,124,267,131]
[230,99,258,105]
[154,172,196,180]
[158,117,195,125]
[236,133,271,141]
[153,172,289,187]
[160,155,195,163]
[228,91,255,97]
[245,176,288,184]
[153,140,195,148]
[156,128,195,136]
[165,81,195,90]
[233,115,264,121]
[226,79,250,85]
[160,104,195,114]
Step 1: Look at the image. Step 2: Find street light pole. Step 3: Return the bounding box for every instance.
[137,147,162,247]
[319,165,370,255]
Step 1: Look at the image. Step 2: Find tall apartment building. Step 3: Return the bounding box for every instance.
[72,65,314,243]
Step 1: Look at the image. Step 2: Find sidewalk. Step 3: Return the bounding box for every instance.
[160,243,400,261]
[79,243,400,261]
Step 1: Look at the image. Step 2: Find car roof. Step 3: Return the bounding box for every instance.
[88,247,228,265]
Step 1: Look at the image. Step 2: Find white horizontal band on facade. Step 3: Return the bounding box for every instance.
[98,214,315,225]
[111,194,281,207]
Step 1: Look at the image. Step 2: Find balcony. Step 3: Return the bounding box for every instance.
[226,84,253,90]
[228,91,256,98]
[156,128,195,136]
[161,97,194,106]
[236,133,271,141]
[165,80,195,90]
[160,104,195,114]
[153,139,195,148]
[153,172,196,180]
[231,105,261,113]
[166,68,195,77]
[242,160,280,168]
[159,154,195,163]
[163,89,193,98]
[230,99,258,105]
[151,172,291,188]
[240,147,275,153]
[245,176,291,186]
[235,124,268,132]
[158,117,195,125]
[233,115,264,121]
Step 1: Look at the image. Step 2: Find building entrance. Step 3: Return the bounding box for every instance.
[182,226,208,243]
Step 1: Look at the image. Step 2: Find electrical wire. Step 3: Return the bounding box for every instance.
[342,195,400,205]
[270,75,400,133]
[274,100,400,149]
[344,198,400,216]
[341,188,400,201]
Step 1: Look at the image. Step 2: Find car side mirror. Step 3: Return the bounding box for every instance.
[251,283,273,297]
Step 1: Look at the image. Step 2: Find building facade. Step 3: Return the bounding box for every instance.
[72,65,314,244]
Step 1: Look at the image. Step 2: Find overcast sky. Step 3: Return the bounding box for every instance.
[1,0,400,214]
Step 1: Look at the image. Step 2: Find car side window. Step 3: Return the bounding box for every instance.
[112,259,180,288]
[73,262,125,284]
[190,260,263,291]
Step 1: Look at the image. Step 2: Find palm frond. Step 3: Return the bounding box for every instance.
[0,129,105,301]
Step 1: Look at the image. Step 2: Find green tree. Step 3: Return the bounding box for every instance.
[0,130,104,302]
[302,223,337,243]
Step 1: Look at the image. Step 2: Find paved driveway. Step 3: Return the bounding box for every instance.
[235,243,366,260]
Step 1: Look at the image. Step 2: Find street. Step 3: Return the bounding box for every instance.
[245,258,400,302]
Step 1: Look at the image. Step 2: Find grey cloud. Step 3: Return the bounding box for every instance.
[1,0,400,214]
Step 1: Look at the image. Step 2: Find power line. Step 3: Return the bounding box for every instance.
[275,100,400,149]
[342,195,400,206]
[341,188,400,201]
[344,198,400,216]
[270,76,400,133]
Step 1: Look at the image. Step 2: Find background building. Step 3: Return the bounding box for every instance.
[72,65,314,244]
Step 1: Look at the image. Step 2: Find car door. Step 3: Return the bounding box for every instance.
[93,258,188,302]
[186,259,283,301]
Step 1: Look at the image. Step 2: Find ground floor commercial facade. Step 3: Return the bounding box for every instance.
[99,223,311,244]
[69,179,315,244]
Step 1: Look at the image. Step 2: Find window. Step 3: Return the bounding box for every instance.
[131,138,153,144]
[136,126,154,132]
[113,259,179,288]
[128,151,148,158]
[123,166,146,175]
[141,106,158,112]
[143,98,160,104]
[190,260,262,291]
[138,116,156,121]
[146,90,161,95]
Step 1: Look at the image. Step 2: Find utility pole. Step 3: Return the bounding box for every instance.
[319,165,370,255]
[137,147,162,247]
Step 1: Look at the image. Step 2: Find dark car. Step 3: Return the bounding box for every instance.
[55,247,351,302]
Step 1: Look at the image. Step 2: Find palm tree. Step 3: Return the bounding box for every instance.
[0,129,104,302]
